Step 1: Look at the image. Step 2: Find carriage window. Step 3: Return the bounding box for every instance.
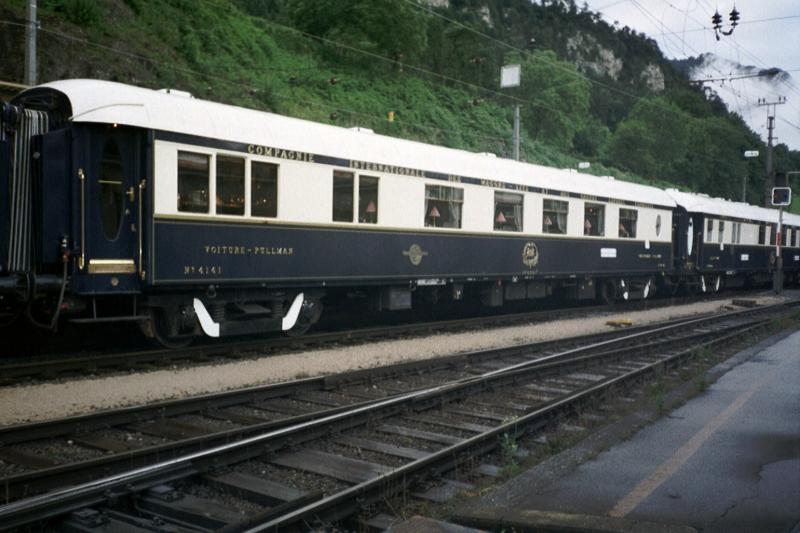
[656,214,662,236]
[99,139,124,240]
[425,185,463,228]
[706,219,714,241]
[178,151,209,213]
[333,171,354,222]
[758,224,766,245]
[718,221,725,243]
[251,161,277,218]
[216,156,245,215]
[619,208,637,238]
[543,199,568,234]
[735,223,742,244]
[494,191,523,232]
[584,203,605,236]
[786,228,792,247]
[358,176,379,224]
[795,228,799,247]
[769,225,775,245]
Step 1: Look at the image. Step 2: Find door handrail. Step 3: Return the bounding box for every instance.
[138,179,146,280]
[78,168,85,271]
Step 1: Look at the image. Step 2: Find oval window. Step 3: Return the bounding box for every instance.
[655,214,662,237]
[99,140,125,241]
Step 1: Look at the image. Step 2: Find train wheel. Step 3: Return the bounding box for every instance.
[285,297,322,337]
[642,278,654,299]
[598,279,616,305]
[618,279,630,301]
[142,307,196,349]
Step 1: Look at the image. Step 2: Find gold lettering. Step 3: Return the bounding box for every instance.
[247,144,255,154]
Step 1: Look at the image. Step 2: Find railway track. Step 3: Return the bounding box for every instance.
[0,301,794,530]
[1,293,734,383]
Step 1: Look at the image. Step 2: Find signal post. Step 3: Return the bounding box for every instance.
[772,186,792,293]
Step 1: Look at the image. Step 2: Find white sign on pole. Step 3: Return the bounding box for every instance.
[500,64,521,88]
[743,150,759,158]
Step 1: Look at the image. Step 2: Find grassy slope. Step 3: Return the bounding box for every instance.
[1,0,793,211]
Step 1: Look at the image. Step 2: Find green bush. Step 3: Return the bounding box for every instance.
[54,0,101,26]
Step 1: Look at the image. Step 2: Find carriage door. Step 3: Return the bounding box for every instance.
[85,128,142,289]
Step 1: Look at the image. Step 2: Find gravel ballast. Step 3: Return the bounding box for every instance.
[0,296,786,426]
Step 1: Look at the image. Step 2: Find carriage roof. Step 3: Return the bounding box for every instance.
[24,79,677,208]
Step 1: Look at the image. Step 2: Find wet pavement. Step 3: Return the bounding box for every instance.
[456,329,800,532]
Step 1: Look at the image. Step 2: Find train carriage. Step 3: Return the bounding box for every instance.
[667,189,800,290]
[1,80,680,343]
[1,79,796,346]
[780,212,800,283]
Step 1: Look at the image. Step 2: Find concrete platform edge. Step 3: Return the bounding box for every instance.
[450,326,799,532]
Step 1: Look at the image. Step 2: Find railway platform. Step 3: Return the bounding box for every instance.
[451,327,800,533]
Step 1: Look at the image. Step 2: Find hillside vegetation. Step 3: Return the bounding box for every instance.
[1,0,798,212]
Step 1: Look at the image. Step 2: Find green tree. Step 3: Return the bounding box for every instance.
[573,116,610,157]
[675,117,751,198]
[286,0,428,61]
[606,97,690,177]
[510,50,591,151]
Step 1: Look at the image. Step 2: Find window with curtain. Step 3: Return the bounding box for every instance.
[619,208,637,238]
[584,203,605,236]
[177,151,209,213]
[706,219,714,242]
[425,185,463,228]
[494,191,523,232]
[251,161,278,218]
[542,199,568,234]
[718,220,725,243]
[216,156,245,215]
[332,171,354,222]
[358,176,379,224]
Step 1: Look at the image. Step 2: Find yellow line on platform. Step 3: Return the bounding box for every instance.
[608,356,782,518]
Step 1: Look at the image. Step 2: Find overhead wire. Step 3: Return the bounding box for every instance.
[0,18,513,145]
[648,14,800,36]
[631,0,759,126]
[399,0,646,102]
[188,0,596,139]
[187,0,593,122]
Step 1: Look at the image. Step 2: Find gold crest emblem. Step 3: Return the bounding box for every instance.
[403,244,429,266]
[522,242,539,268]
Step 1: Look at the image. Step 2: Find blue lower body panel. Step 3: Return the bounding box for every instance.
[150,219,672,288]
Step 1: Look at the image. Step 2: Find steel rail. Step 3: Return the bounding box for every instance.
[0,311,757,503]
[0,302,792,528]
[254,321,768,530]
[0,294,725,382]
[0,310,742,503]
[0,307,725,445]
